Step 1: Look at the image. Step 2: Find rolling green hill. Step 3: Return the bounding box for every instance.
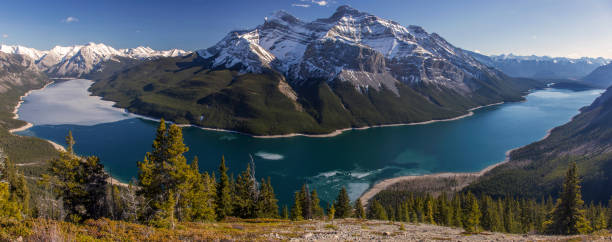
[467,86,612,203]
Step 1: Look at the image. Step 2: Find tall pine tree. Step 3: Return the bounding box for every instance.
[546,162,591,235]
[334,187,352,218]
[215,156,232,220]
[291,191,303,221]
[354,198,365,219]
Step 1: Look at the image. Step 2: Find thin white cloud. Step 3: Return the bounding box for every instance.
[531,35,537,40]
[62,16,79,23]
[1,34,7,39]
[312,0,328,6]
[299,0,328,6]
[292,3,310,7]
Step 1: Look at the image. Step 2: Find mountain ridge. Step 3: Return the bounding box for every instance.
[467,50,610,79]
[0,42,189,77]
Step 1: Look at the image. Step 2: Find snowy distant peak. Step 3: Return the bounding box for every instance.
[490,53,611,65]
[1,42,189,77]
[0,44,46,60]
[120,45,188,59]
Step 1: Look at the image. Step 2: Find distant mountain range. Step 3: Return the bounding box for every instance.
[88,5,542,135]
[467,51,610,80]
[0,43,188,77]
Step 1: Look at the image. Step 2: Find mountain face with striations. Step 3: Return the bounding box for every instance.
[89,6,542,136]
[0,43,189,77]
[0,52,46,94]
[467,51,610,80]
[199,6,513,95]
[467,86,612,203]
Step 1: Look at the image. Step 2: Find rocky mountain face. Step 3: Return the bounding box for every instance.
[467,86,612,202]
[199,5,508,96]
[0,52,49,130]
[468,51,610,80]
[0,43,189,77]
[582,63,612,88]
[0,52,46,94]
[89,6,542,135]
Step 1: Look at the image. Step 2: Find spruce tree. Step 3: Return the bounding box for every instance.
[546,162,591,235]
[233,163,256,218]
[434,193,450,225]
[424,194,435,224]
[310,189,324,219]
[463,192,481,233]
[480,196,494,231]
[0,150,23,220]
[215,156,232,220]
[281,204,289,220]
[299,184,312,219]
[334,187,352,218]
[354,198,365,219]
[0,182,21,219]
[0,155,29,217]
[48,132,108,222]
[136,121,192,226]
[257,177,279,218]
[291,191,303,221]
[328,203,336,220]
[452,194,463,227]
[367,200,387,220]
[187,157,216,222]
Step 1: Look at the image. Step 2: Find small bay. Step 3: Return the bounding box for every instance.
[16,79,603,205]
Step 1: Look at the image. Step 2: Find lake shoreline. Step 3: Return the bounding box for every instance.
[9,80,66,151]
[127,100,508,139]
[359,149,514,206]
[8,81,55,133]
[130,100,507,139]
[252,101,506,138]
[358,110,566,206]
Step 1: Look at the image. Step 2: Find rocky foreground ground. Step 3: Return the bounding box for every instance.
[7,218,612,241]
[264,219,611,241]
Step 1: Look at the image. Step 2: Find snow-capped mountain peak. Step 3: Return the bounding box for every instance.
[197,5,495,95]
[0,42,190,77]
[0,44,47,60]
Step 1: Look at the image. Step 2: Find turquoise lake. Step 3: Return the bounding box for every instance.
[16,79,603,206]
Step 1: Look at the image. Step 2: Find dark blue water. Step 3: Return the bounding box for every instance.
[16,80,603,205]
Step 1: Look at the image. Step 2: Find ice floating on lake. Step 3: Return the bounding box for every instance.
[254,151,284,160]
[17,79,134,126]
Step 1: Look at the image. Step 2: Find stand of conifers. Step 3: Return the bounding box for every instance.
[0,120,608,238]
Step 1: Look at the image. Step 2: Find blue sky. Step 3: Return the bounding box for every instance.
[1,0,612,58]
